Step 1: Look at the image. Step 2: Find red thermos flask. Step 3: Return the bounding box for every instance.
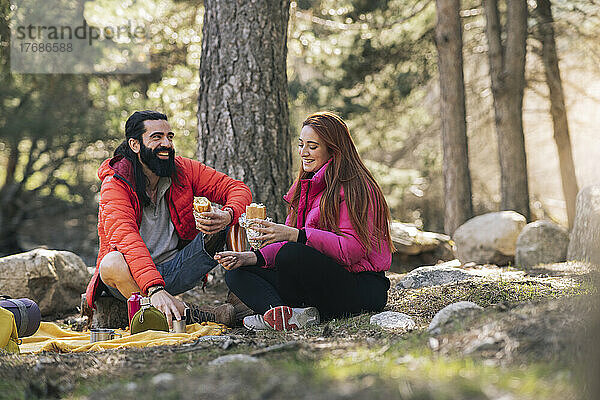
[127,292,143,328]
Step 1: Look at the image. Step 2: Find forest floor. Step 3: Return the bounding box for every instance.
[0,261,598,400]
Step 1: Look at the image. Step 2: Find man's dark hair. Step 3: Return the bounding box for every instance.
[114,110,172,207]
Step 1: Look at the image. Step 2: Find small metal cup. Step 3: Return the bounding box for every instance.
[171,319,186,333]
[90,328,122,343]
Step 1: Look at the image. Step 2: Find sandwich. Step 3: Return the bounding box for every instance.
[246,203,266,220]
[193,197,211,213]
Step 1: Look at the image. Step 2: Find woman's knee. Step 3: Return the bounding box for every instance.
[274,242,306,267]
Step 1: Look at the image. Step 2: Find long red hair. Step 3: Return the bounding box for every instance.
[287,112,395,252]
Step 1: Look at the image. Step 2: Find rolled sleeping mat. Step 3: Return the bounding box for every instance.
[0,296,41,337]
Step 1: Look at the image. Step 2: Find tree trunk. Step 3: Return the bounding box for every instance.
[0,187,25,254]
[535,0,579,229]
[484,0,531,220]
[567,185,600,266]
[2,141,18,187]
[435,0,473,235]
[0,142,24,254]
[198,0,292,223]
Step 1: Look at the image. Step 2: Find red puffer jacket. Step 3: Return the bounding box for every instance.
[85,155,252,309]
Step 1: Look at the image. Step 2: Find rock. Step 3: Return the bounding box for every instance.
[453,211,527,265]
[389,223,456,273]
[515,220,569,268]
[568,185,600,266]
[390,222,453,256]
[0,249,91,316]
[208,354,260,366]
[395,264,473,290]
[124,382,138,392]
[462,334,506,355]
[151,373,175,387]
[370,311,416,330]
[195,335,232,343]
[428,301,483,335]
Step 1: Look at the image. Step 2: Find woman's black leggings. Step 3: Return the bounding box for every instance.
[225,242,390,320]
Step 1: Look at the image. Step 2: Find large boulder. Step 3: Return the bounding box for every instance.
[515,220,569,268]
[390,222,455,272]
[390,222,452,255]
[453,211,527,265]
[568,185,600,266]
[395,263,473,290]
[0,249,91,316]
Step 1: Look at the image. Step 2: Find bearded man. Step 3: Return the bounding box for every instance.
[85,110,252,327]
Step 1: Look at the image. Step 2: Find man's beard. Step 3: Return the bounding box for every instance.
[139,142,176,177]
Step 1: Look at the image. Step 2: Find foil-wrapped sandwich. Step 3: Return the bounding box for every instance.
[193,197,211,213]
[246,203,266,220]
[193,197,211,230]
[239,203,270,249]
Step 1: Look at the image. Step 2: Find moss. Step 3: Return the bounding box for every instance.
[389,278,596,325]
[0,380,26,400]
[311,341,575,399]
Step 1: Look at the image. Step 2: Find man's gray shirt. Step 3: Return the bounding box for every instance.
[139,177,179,265]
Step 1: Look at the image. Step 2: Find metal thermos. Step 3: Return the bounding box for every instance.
[127,292,143,328]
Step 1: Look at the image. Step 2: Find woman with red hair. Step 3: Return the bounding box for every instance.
[215,111,394,330]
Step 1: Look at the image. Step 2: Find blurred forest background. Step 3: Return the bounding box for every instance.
[1,0,599,265]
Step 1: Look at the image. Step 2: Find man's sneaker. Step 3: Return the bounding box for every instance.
[242,314,273,330]
[263,306,320,331]
[185,303,236,327]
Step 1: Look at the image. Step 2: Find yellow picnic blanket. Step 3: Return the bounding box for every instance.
[20,321,227,353]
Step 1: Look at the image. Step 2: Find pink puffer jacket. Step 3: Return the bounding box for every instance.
[259,160,391,273]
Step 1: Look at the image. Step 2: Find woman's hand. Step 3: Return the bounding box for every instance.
[251,219,299,246]
[214,251,257,270]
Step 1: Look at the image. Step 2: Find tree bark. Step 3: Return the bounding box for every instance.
[484,0,531,220]
[198,0,292,223]
[0,142,24,254]
[435,0,473,235]
[2,142,18,187]
[567,185,600,266]
[534,0,579,229]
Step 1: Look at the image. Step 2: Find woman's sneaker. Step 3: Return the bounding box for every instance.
[263,306,320,331]
[243,314,273,330]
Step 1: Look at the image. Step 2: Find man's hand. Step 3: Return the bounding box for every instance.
[251,219,299,246]
[194,207,232,234]
[214,251,257,270]
[150,290,186,328]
